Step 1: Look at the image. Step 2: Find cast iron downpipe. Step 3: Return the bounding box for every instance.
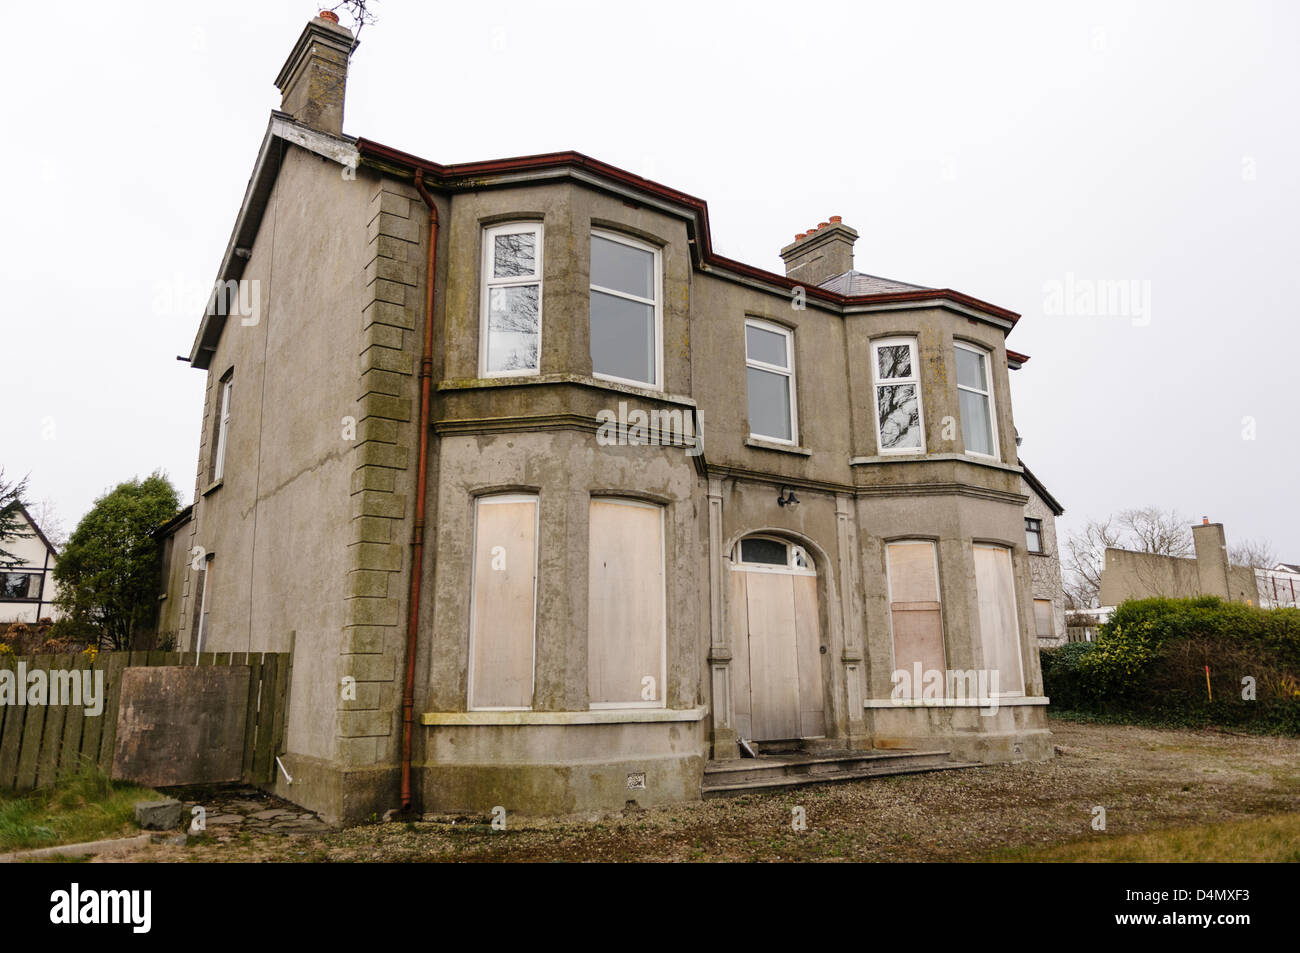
[401,170,438,811]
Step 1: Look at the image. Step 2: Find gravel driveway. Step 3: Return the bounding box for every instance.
[101,718,1300,862]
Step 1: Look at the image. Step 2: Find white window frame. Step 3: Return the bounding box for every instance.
[467,493,540,712]
[743,319,798,445]
[588,497,668,711]
[954,341,999,460]
[589,229,663,391]
[213,374,233,481]
[730,535,815,575]
[480,222,544,378]
[871,336,925,456]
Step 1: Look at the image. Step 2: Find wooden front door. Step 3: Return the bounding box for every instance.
[729,538,825,742]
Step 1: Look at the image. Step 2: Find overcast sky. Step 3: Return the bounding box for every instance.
[2,0,1296,558]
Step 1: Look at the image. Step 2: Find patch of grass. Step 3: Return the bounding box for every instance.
[986,813,1300,862]
[0,765,160,852]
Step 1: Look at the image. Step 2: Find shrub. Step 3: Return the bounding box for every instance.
[1045,596,1300,733]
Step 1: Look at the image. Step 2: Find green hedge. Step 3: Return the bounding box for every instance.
[1041,597,1300,734]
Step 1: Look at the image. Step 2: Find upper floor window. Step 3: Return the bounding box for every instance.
[872,337,924,454]
[481,223,543,376]
[744,319,797,443]
[955,342,998,458]
[211,371,233,483]
[1025,517,1044,553]
[590,230,661,389]
[1,571,42,601]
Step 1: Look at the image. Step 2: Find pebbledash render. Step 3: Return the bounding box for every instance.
[163,14,1053,823]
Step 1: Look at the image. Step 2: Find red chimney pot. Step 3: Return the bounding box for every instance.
[319,10,340,22]
[829,215,842,224]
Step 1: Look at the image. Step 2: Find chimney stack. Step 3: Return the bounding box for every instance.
[1191,519,1231,599]
[779,215,858,286]
[274,13,358,137]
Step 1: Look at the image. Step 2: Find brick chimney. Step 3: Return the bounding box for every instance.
[1192,519,1231,599]
[274,13,358,137]
[779,216,859,286]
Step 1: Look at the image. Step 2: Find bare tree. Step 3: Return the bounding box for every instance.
[1062,506,1193,607]
[29,499,67,550]
[1229,537,1277,569]
[324,0,378,45]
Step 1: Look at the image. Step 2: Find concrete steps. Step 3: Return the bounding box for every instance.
[701,747,976,796]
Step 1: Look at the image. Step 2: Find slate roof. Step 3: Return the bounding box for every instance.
[818,270,933,295]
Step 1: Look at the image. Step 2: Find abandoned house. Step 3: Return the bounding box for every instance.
[159,13,1055,822]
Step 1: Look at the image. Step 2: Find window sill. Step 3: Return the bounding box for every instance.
[849,452,1021,474]
[201,479,224,497]
[439,373,695,408]
[745,437,812,456]
[865,696,1049,709]
[421,706,708,727]
[1028,550,1050,557]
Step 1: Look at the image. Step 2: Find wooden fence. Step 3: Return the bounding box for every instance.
[0,651,291,792]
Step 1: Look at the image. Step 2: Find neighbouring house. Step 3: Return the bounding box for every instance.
[0,506,60,625]
[1256,563,1300,609]
[1098,518,1259,607]
[158,14,1054,822]
[1020,463,1067,647]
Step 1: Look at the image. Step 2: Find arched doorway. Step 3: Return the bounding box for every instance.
[729,535,825,743]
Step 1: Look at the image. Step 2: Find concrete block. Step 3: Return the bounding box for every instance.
[347,596,401,627]
[342,625,390,655]
[352,489,406,519]
[134,799,183,831]
[350,466,397,495]
[357,393,412,422]
[362,299,416,331]
[347,568,391,597]
[339,653,397,682]
[359,367,409,399]
[350,541,403,572]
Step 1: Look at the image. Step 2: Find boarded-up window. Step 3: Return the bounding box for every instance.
[1033,599,1054,639]
[469,495,538,710]
[588,499,665,708]
[886,541,945,697]
[974,545,1025,695]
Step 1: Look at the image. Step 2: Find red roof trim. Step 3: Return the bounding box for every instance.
[1006,349,1031,365]
[356,138,1020,325]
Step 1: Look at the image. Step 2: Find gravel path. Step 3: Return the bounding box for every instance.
[101,719,1300,862]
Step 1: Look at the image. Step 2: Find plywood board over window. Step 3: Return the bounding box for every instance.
[1033,599,1054,639]
[469,495,538,710]
[885,540,946,697]
[588,499,666,708]
[974,544,1026,695]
